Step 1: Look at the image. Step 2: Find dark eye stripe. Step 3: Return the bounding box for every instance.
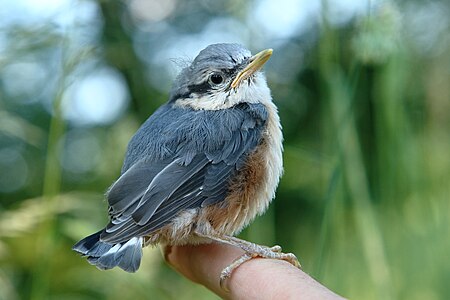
[187,81,212,95]
[171,81,213,101]
[173,64,246,101]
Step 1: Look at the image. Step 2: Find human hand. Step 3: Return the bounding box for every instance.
[165,243,346,299]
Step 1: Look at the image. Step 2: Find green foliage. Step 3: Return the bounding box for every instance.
[1,0,449,299]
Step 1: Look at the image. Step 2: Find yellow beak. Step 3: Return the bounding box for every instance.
[231,49,273,89]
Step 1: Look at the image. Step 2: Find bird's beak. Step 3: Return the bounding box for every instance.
[231,49,273,89]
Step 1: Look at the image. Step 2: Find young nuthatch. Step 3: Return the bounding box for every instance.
[73,43,300,287]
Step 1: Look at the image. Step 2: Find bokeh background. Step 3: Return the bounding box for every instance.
[0,0,449,299]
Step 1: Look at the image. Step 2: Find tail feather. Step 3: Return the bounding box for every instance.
[72,231,143,273]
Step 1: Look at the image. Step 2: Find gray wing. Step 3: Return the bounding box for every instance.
[100,103,268,243]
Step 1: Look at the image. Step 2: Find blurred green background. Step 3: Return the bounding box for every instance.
[0,0,449,299]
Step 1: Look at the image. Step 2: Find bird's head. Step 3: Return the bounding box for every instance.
[170,43,273,110]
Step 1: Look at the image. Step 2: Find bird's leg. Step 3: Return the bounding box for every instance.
[194,229,301,291]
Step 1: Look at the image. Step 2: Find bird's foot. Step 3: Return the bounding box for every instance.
[194,229,301,292]
[220,236,301,291]
[218,241,301,292]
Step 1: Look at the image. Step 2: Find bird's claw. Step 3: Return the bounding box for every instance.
[284,252,301,268]
[270,245,282,252]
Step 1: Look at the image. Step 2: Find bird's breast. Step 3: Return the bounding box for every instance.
[197,101,283,236]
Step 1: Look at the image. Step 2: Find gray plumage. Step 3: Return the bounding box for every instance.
[169,43,251,101]
[72,43,271,272]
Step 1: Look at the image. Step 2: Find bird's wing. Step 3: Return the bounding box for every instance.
[100,103,268,244]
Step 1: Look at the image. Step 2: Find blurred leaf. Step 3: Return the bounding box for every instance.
[0,111,46,147]
[0,192,102,239]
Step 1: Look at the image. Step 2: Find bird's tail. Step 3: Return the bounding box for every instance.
[72,230,143,273]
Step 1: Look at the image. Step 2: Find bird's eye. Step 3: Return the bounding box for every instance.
[209,73,224,85]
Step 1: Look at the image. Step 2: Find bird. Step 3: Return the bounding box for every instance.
[73,43,300,288]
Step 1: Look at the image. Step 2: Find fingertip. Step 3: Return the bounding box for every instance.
[164,244,197,283]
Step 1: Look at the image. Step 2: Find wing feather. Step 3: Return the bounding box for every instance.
[131,155,209,225]
[101,102,269,244]
[107,159,170,214]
